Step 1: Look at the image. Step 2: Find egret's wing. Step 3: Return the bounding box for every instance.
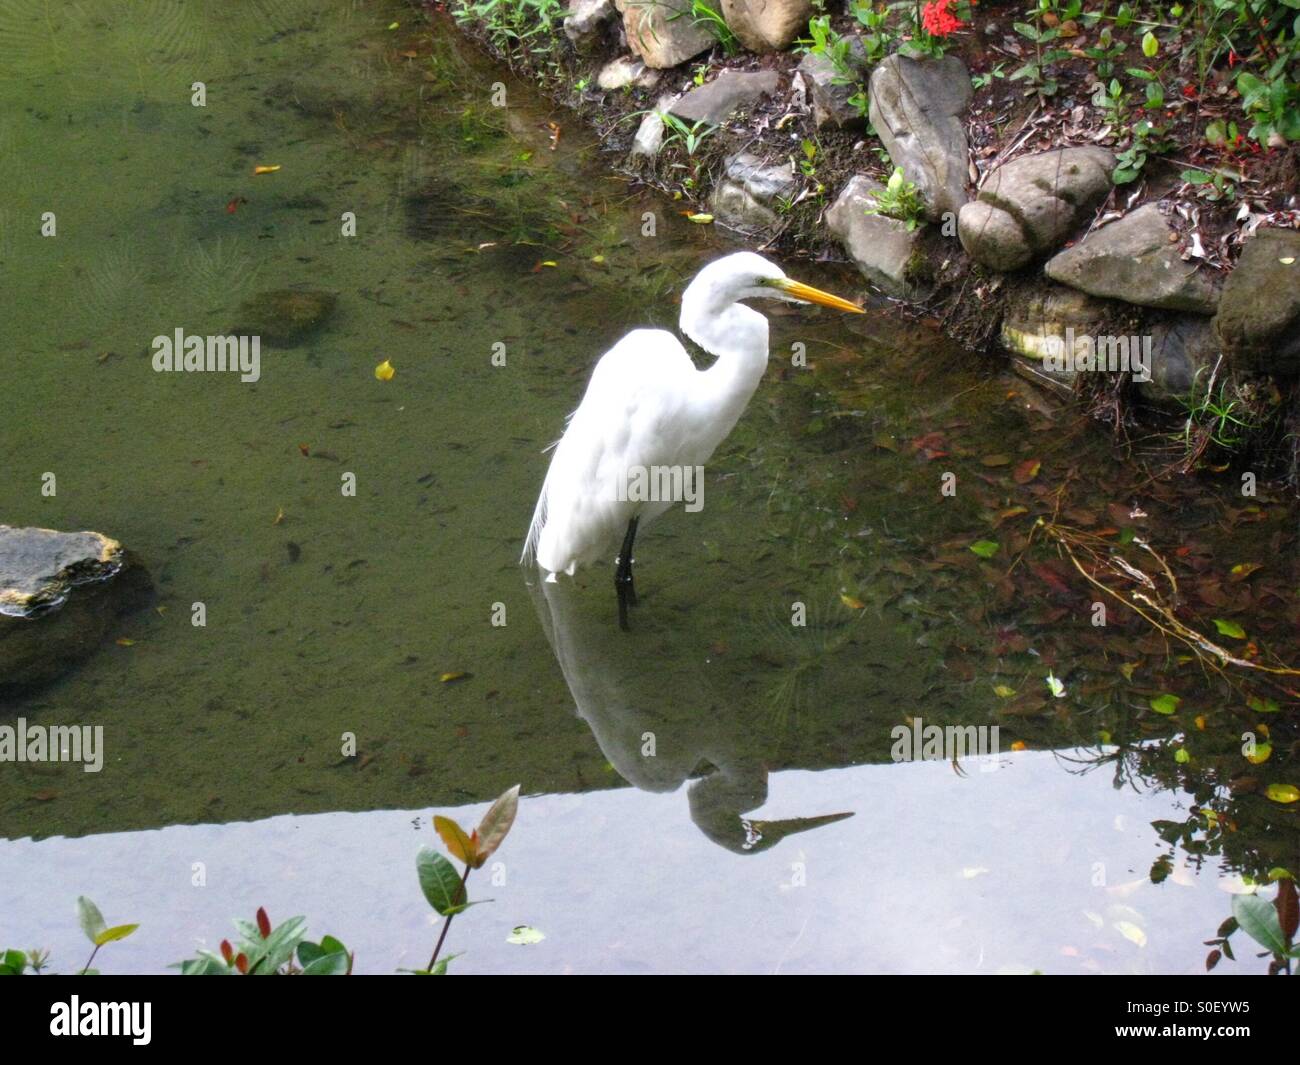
[523,329,695,571]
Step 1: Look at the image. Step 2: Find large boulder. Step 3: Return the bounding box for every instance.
[1044,204,1221,314]
[720,0,812,52]
[710,152,797,232]
[1213,227,1300,376]
[624,0,716,69]
[958,147,1115,272]
[564,0,616,54]
[826,174,929,299]
[0,526,152,695]
[794,36,870,129]
[868,54,972,222]
[669,69,779,125]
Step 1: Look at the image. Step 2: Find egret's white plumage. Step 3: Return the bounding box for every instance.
[523,252,862,595]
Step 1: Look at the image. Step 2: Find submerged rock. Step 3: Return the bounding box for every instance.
[795,37,870,129]
[0,525,152,695]
[233,288,337,347]
[710,152,797,232]
[999,286,1115,393]
[1213,227,1300,376]
[564,0,616,54]
[958,147,1114,272]
[1044,204,1221,314]
[670,69,780,126]
[826,174,929,299]
[1136,316,1221,406]
[868,54,972,222]
[720,0,812,53]
[624,0,715,69]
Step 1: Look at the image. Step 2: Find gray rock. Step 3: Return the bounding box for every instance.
[795,38,870,129]
[1045,204,1221,314]
[1213,227,1300,376]
[670,69,779,125]
[1135,316,1222,406]
[0,525,152,695]
[958,147,1114,271]
[710,152,798,231]
[630,92,682,160]
[825,175,928,299]
[868,54,972,222]
[597,55,661,91]
[720,0,812,52]
[624,0,715,69]
[564,0,616,54]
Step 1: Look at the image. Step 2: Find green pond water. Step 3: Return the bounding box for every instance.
[0,0,1297,974]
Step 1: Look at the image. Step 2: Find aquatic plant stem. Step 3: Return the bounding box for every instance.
[80,944,101,976]
[428,864,473,972]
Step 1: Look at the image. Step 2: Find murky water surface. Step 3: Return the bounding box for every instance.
[1,0,1296,974]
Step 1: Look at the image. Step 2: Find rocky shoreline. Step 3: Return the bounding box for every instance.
[431,0,1300,484]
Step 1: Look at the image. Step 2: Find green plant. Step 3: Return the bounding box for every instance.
[971,62,1006,89]
[847,0,899,63]
[1208,878,1299,974]
[1236,57,1300,146]
[660,111,717,156]
[451,0,567,65]
[866,167,926,230]
[798,138,819,177]
[76,896,138,975]
[689,1,739,55]
[414,784,520,975]
[175,907,350,975]
[1175,365,1260,453]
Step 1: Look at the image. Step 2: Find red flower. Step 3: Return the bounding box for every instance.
[1182,83,1197,99]
[922,0,964,37]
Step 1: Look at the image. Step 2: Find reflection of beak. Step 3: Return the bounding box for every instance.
[771,277,865,313]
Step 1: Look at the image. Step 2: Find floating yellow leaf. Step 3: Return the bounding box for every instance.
[439,671,471,684]
[590,254,605,264]
[252,165,281,175]
[1246,742,1272,765]
[993,685,1016,698]
[540,260,558,267]
[1114,921,1147,948]
[1194,715,1206,730]
[686,213,714,224]
[375,359,395,381]
[1010,740,1027,751]
[272,506,285,526]
[1266,783,1299,804]
[839,592,865,610]
[1280,257,1296,265]
[115,638,134,647]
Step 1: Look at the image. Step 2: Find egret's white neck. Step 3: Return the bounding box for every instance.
[679,285,770,433]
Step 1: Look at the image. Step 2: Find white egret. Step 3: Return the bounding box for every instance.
[523,251,864,629]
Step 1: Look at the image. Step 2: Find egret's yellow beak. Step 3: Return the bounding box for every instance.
[770,277,865,314]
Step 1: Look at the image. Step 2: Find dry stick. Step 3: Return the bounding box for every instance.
[1038,520,1300,680]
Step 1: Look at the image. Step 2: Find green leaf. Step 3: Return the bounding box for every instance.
[969,540,1000,559]
[1182,169,1212,184]
[301,951,349,975]
[1141,30,1158,57]
[417,847,466,915]
[1248,695,1280,714]
[77,897,107,945]
[1212,618,1246,639]
[94,924,138,947]
[1174,748,1190,763]
[1232,893,1289,955]
[1149,693,1181,715]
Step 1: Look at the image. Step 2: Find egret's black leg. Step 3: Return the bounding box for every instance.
[615,516,639,631]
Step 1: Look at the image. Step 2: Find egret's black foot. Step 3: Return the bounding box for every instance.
[614,516,640,632]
